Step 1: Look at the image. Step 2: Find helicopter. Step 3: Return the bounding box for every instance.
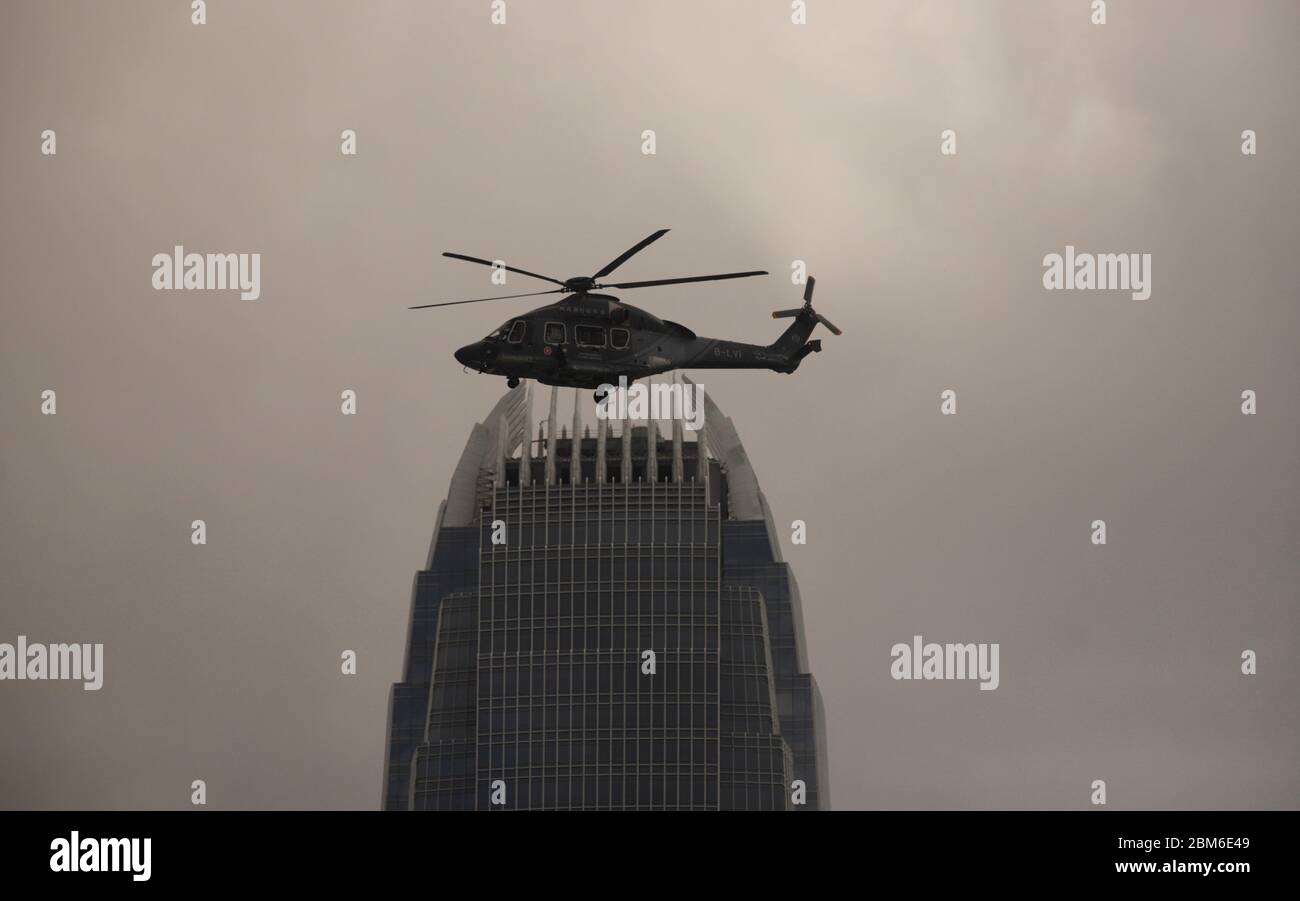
[410,229,841,401]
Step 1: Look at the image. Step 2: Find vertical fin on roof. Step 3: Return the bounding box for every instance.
[671,373,685,483]
[570,391,583,484]
[596,408,608,483]
[683,375,763,520]
[443,382,531,526]
[621,407,632,485]
[544,386,559,486]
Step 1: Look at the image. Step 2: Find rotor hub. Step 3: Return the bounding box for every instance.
[563,276,597,293]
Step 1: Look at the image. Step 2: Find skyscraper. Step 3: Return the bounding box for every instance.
[382,381,828,810]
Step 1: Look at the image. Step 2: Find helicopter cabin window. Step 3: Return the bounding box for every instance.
[507,320,527,344]
[544,322,566,345]
[610,328,630,349]
[575,325,605,348]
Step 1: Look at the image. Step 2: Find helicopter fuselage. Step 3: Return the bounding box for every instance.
[453,294,812,390]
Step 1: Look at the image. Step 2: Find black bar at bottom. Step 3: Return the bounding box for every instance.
[0,810,1287,887]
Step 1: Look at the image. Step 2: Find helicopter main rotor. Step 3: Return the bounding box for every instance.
[409,229,768,310]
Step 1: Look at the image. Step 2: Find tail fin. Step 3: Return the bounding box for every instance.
[769,276,842,355]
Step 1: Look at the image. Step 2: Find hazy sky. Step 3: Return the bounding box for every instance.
[1,0,1297,809]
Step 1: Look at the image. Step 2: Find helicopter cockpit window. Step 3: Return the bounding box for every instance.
[610,328,630,349]
[507,320,527,344]
[575,325,605,348]
[544,322,566,345]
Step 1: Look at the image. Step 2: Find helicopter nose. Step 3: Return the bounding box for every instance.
[455,341,488,370]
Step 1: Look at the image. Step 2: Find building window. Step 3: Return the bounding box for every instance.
[507,320,527,344]
[544,322,566,345]
[610,328,630,349]
[575,325,605,348]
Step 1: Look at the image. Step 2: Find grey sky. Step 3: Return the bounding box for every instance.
[1,0,1297,809]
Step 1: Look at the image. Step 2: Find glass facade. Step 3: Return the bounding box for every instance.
[384,389,826,810]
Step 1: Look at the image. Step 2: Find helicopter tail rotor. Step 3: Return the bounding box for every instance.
[770,277,843,336]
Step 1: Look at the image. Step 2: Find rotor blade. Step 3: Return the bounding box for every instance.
[591,229,670,279]
[816,314,842,336]
[408,289,564,310]
[601,270,768,290]
[803,276,816,303]
[442,252,566,287]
